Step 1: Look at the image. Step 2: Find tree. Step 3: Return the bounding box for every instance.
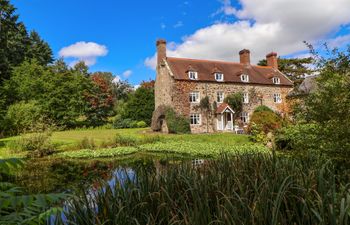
[224,92,243,119]
[258,57,314,86]
[26,30,53,66]
[0,0,29,82]
[123,86,155,125]
[85,72,115,126]
[301,45,350,155]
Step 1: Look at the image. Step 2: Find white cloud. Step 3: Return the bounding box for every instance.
[134,84,141,90]
[145,0,350,70]
[59,41,108,66]
[161,23,166,29]
[122,70,132,78]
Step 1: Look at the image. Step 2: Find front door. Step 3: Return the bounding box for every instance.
[225,112,233,130]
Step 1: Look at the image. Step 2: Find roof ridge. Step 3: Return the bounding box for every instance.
[167,57,272,69]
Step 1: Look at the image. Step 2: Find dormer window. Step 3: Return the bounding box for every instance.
[188,71,198,80]
[215,73,224,81]
[272,77,281,84]
[241,74,249,82]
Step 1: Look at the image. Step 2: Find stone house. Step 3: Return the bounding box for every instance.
[152,39,293,133]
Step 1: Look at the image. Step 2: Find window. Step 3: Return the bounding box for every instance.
[215,73,224,81]
[217,92,224,103]
[241,112,249,123]
[189,92,200,103]
[190,114,201,125]
[273,93,282,103]
[188,71,198,80]
[272,77,281,84]
[243,92,249,104]
[241,74,249,82]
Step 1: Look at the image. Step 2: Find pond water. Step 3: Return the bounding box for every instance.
[13,152,207,195]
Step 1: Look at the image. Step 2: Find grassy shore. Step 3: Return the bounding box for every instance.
[0,128,265,159]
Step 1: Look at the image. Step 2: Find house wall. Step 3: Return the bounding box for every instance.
[154,61,174,109]
[171,80,292,133]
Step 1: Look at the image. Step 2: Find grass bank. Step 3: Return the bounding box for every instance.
[0,128,262,159]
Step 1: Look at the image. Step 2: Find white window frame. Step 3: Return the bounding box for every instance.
[190,114,201,125]
[241,74,249,82]
[215,73,224,82]
[217,92,224,103]
[273,93,282,103]
[272,77,281,84]
[188,71,198,80]
[241,112,249,123]
[189,92,200,103]
[243,92,249,104]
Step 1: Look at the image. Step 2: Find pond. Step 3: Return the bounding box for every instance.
[13,152,207,195]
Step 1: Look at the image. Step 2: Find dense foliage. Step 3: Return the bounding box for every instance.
[224,92,243,119]
[277,45,350,156]
[165,107,191,134]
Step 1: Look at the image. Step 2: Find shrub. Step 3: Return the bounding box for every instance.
[113,116,138,129]
[7,132,55,158]
[254,105,273,113]
[249,111,282,134]
[165,108,191,134]
[136,121,147,128]
[4,101,43,135]
[275,123,319,151]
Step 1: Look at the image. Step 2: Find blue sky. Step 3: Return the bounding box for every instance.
[12,0,350,86]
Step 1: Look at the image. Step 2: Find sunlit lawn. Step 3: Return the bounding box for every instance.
[0,128,254,159]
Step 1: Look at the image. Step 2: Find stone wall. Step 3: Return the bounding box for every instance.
[171,80,292,133]
[154,61,174,109]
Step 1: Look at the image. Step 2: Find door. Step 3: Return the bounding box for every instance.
[225,112,233,130]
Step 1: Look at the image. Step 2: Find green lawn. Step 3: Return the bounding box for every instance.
[0,128,267,159]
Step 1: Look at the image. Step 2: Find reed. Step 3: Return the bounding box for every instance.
[59,153,350,225]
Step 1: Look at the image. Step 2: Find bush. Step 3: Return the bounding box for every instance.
[275,123,319,151]
[165,108,191,134]
[7,132,55,158]
[113,116,138,129]
[136,121,147,128]
[249,111,282,134]
[4,101,43,135]
[254,105,273,113]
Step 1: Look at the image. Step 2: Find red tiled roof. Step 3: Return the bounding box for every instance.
[166,57,293,86]
[216,103,234,114]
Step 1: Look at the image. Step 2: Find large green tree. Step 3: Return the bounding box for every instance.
[123,83,155,125]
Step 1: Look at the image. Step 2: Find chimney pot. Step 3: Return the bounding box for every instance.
[156,39,167,67]
[239,49,250,64]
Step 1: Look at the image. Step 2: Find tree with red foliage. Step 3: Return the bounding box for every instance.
[85,72,115,126]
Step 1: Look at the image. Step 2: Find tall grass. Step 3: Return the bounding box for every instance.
[58,153,350,225]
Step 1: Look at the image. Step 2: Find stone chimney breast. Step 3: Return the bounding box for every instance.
[157,39,167,67]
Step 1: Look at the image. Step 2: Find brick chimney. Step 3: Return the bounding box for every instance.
[239,49,250,64]
[266,52,278,69]
[156,39,167,67]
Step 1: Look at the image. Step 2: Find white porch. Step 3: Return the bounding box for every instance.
[216,103,235,132]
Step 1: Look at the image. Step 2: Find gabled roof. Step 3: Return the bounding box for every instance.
[216,103,235,114]
[166,57,293,86]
